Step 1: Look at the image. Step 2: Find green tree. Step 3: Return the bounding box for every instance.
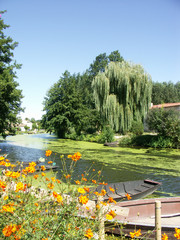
[152,81,180,105]
[146,108,180,148]
[0,11,23,138]
[92,61,152,133]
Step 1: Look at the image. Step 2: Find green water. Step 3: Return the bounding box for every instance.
[0,134,180,197]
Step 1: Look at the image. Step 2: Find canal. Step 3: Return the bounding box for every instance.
[0,134,180,198]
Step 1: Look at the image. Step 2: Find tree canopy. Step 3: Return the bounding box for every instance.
[152,81,180,105]
[92,61,152,133]
[0,11,23,137]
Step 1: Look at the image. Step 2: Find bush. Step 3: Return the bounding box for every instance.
[98,125,115,143]
[0,151,120,239]
[130,121,144,136]
[146,108,180,148]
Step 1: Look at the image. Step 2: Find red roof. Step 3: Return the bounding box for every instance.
[150,102,180,109]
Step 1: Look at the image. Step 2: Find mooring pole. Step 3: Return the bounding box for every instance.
[155,200,161,240]
[97,195,105,240]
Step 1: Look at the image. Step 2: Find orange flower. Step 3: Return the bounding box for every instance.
[2,204,15,213]
[174,228,180,239]
[53,191,58,198]
[48,161,53,164]
[0,180,6,190]
[106,210,116,220]
[46,178,50,181]
[45,150,52,157]
[84,228,93,239]
[2,224,20,237]
[33,174,39,179]
[125,193,132,200]
[101,189,106,196]
[29,162,37,167]
[47,183,54,189]
[84,187,90,193]
[65,174,71,179]
[92,179,97,184]
[34,203,39,207]
[68,152,81,162]
[82,177,87,182]
[79,195,89,205]
[15,182,27,192]
[10,171,21,178]
[51,177,56,182]
[99,182,108,185]
[41,166,46,171]
[56,195,63,203]
[75,180,81,185]
[41,172,46,176]
[108,197,116,204]
[130,229,142,239]
[56,179,61,183]
[109,187,115,193]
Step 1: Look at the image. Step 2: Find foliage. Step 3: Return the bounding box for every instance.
[0,11,23,138]
[130,121,144,136]
[152,81,180,105]
[92,61,152,134]
[146,108,180,148]
[98,125,115,143]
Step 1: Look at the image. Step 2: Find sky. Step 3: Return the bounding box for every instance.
[1,0,180,120]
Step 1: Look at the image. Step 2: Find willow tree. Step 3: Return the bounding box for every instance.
[92,61,152,133]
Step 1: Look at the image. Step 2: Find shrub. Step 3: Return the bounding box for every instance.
[98,125,115,143]
[130,121,144,136]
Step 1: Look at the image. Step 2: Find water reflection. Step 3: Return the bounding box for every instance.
[0,134,179,198]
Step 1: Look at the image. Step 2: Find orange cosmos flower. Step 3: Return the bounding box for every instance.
[92,179,97,184]
[106,210,116,220]
[101,189,106,196]
[84,228,93,239]
[2,204,15,213]
[75,180,81,185]
[53,191,58,198]
[82,177,87,182]
[34,174,39,179]
[99,182,108,185]
[28,166,36,173]
[48,161,53,164]
[41,166,46,171]
[41,172,46,176]
[46,178,50,181]
[34,203,39,207]
[65,174,71,179]
[125,193,132,200]
[130,229,142,239]
[109,187,115,193]
[68,152,81,162]
[84,187,90,193]
[51,177,56,182]
[29,162,37,167]
[2,224,20,237]
[0,180,6,190]
[79,195,89,205]
[15,182,27,192]
[174,228,180,239]
[45,150,52,157]
[108,197,117,204]
[47,183,54,189]
[56,179,61,183]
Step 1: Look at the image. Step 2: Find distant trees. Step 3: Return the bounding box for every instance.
[92,61,152,133]
[0,11,23,137]
[152,81,180,105]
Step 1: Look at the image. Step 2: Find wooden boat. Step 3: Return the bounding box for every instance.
[106,197,180,239]
[90,179,161,202]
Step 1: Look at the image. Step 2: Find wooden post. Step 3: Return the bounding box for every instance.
[97,195,105,240]
[155,200,161,240]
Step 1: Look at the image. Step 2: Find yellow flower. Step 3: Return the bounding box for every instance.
[109,187,115,193]
[15,182,26,192]
[78,187,86,194]
[51,177,56,182]
[56,195,63,203]
[84,228,93,239]
[79,195,89,205]
[0,180,6,190]
[41,172,46,176]
[34,174,39,179]
[2,204,15,213]
[29,162,37,167]
[68,152,81,162]
[106,210,116,220]
[65,174,71,179]
[108,197,116,204]
[174,228,180,239]
[130,229,142,239]
[4,196,8,200]
[34,203,39,207]
[101,189,106,196]
[53,191,58,198]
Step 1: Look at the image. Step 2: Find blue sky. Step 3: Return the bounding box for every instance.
[1,0,180,120]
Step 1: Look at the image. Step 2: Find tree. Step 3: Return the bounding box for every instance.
[0,11,23,137]
[146,108,180,148]
[92,61,152,133]
[152,81,180,105]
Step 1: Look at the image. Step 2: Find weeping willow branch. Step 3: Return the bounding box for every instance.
[92,61,152,133]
